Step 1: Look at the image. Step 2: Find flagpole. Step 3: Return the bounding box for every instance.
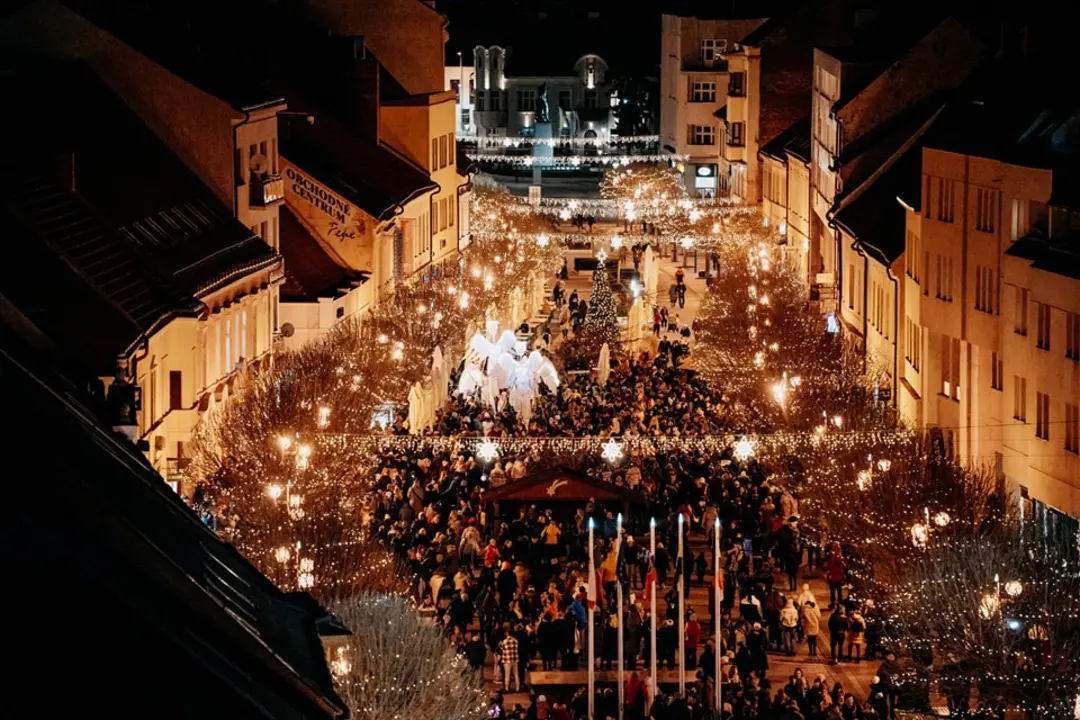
[616,513,624,720]
[649,517,658,704]
[714,517,722,713]
[588,516,595,720]
[677,512,685,699]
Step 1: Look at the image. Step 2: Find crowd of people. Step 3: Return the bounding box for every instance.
[359,308,897,720]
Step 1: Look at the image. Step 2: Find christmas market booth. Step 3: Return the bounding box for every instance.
[481,466,647,529]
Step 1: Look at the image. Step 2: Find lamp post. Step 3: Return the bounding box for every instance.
[617,513,624,720]
[678,513,686,699]
[714,517,722,713]
[588,516,595,720]
[650,517,658,703]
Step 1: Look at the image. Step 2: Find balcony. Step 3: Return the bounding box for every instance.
[250,173,284,208]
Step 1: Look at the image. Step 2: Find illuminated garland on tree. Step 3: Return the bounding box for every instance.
[878,527,1080,716]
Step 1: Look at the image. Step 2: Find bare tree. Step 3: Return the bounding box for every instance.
[880,527,1080,717]
[327,594,488,720]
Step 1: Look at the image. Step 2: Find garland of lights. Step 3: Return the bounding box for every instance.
[465,134,660,148]
[465,152,688,166]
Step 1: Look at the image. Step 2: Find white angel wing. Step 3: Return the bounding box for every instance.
[496,330,517,355]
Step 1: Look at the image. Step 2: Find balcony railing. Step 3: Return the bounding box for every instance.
[250,173,284,208]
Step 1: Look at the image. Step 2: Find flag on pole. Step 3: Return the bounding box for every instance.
[587,559,598,610]
[644,562,658,604]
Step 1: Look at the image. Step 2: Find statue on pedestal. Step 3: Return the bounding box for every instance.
[537,82,550,124]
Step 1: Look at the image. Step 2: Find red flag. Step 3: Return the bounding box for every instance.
[644,564,658,604]
[587,564,598,610]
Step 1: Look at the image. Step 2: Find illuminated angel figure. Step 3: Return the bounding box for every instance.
[457,326,560,423]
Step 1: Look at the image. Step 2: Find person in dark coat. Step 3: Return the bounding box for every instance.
[467,633,487,672]
[560,609,578,670]
[449,591,473,634]
[658,618,678,669]
[497,561,518,611]
[655,543,670,586]
[538,615,559,670]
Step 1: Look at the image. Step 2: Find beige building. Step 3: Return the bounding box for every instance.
[809,18,985,310]
[660,13,765,196]
[759,118,812,290]
[899,102,1080,520]
[1,66,282,482]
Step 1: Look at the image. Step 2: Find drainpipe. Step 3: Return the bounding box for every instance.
[887,265,900,409]
[232,109,254,218]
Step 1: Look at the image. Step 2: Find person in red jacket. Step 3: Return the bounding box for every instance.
[685,612,702,669]
[824,542,847,609]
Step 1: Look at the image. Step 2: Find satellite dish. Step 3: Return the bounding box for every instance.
[251,154,270,175]
[280,322,295,338]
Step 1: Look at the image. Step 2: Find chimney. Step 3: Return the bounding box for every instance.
[342,37,381,142]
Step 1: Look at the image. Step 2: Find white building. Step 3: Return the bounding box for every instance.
[659,13,765,196]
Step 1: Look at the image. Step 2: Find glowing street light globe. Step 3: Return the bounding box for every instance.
[267,483,284,500]
[274,546,291,563]
[933,511,951,527]
[1004,580,1023,597]
[910,523,928,548]
[611,235,624,249]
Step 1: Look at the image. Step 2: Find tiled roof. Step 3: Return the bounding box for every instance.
[0,64,279,371]
[279,206,368,301]
[1,329,347,718]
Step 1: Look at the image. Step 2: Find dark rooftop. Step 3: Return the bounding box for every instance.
[279,206,369,301]
[2,328,346,718]
[0,64,279,373]
[60,0,285,110]
[833,142,923,265]
[1005,233,1080,281]
[760,115,811,162]
[276,85,437,221]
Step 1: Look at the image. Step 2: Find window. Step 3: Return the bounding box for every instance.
[975,187,997,233]
[1066,312,1079,360]
[1035,392,1050,440]
[489,91,503,111]
[922,251,930,295]
[585,90,599,109]
[941,335,960,400]
[241,310,247,360]
[688,124,715,145]
[934,254,953,301]
[729,72,746,96]
[691,81,716,103]
[936,177,956,222]
[259,221,268,240]
[1066,403,1079,454]
[906,231,920,283]
[847,264,855,310]
[924,174,932,218]
[975,265,996,314]
[1013,376,1027,421]
[728,122,745,147]
[449,194,456,227]
[462,108,471,126]
[475,90,486,111]
[558,89,571,110]
[1036,302,1051,350]
[169,371,182,411]
[440,134,450,169]
[224,318,232,374]
[1014,287,1029,335]
[431,138,438,171]
[701,38,725,64]
[905,317,921,371]
[517,88,537,111]
[991,351,1003,391]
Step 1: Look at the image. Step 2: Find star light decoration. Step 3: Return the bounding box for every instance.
[475,440,499,463]
[600,438,624,463]
[596,249,608,264]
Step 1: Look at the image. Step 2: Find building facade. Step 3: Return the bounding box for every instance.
[900,137,1080,519]
[660,14,766,196]
[469,46,615,140]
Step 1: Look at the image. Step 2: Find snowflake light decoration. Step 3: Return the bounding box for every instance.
[600,439,623,463]
[475,440,499,463]
[732,437,754,462]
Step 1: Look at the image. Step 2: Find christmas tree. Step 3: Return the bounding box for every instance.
[584,256,621,347]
